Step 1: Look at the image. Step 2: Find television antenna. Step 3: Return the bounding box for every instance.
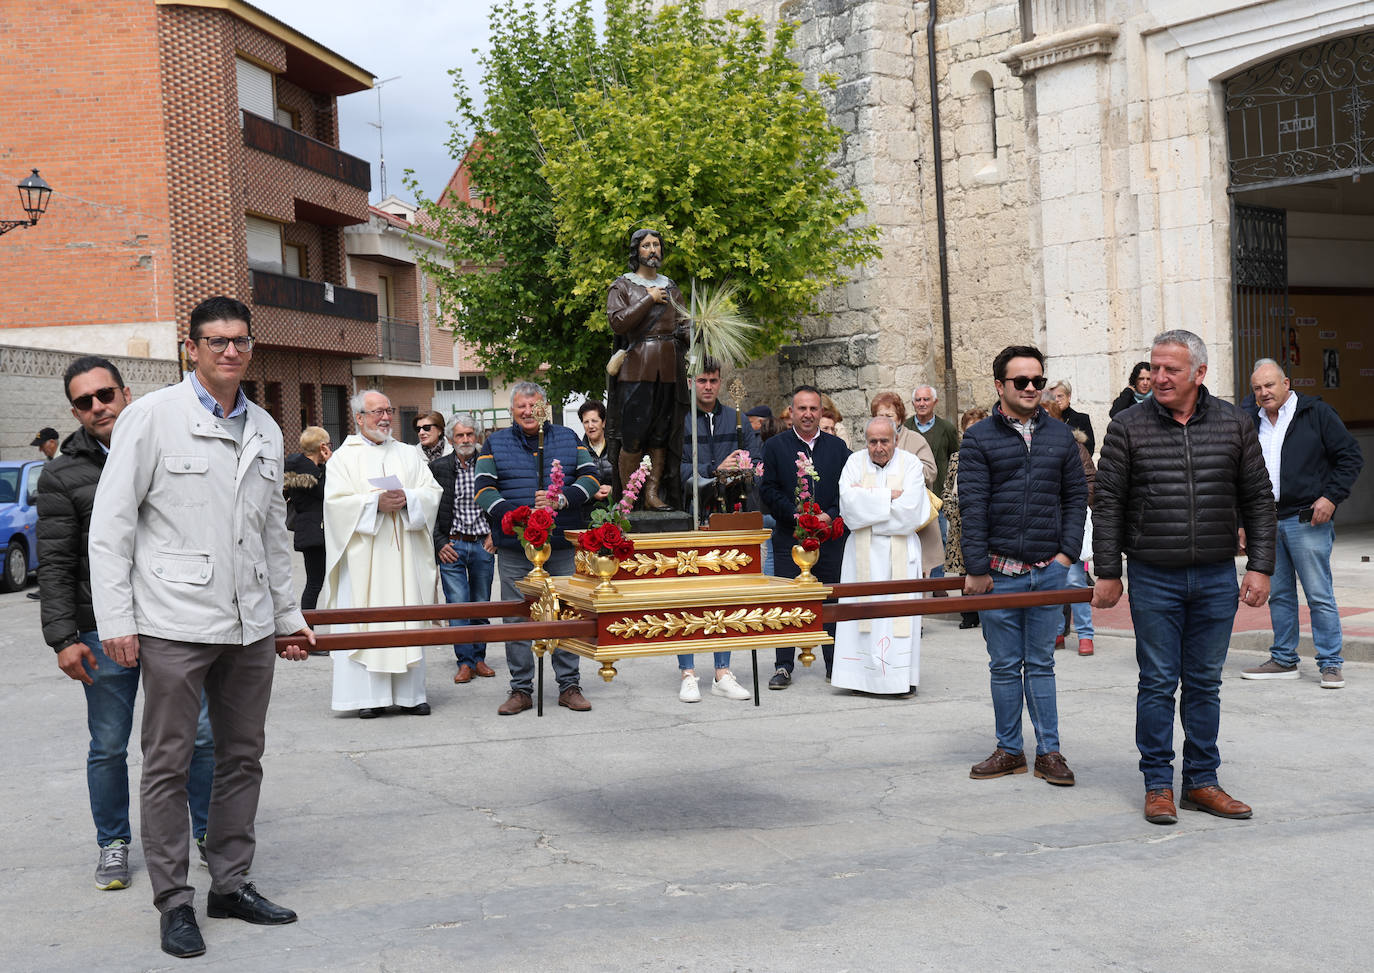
[368,75,402,201]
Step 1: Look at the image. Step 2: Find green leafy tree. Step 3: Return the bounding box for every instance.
[413,0,879,406]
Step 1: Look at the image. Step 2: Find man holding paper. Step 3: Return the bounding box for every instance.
[321,390,443,717]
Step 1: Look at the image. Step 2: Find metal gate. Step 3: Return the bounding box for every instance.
[1230,202,1288,399]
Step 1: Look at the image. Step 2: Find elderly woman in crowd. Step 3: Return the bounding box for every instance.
[869,391,937,488]
[284,425,332,610]
[578,400,614,500]
[941,406,988,629]
[415,409,452,463]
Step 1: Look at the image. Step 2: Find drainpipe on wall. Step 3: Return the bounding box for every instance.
[923,1,958,416]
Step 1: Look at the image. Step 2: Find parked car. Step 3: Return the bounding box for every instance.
[0,460,44,592]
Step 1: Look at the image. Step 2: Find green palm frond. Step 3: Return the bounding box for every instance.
[674,277,761,369]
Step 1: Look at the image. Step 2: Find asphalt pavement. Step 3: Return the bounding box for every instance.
[3,532,1372,971]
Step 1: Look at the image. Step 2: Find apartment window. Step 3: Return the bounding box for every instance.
[437,375,490,392]
[275,106,299,131]
[236,57,275,122]
[299,383,317,432]
[376,273,393,317]
[246,215,284,274]
[283,243,307,278]
[241,380,260,406]
[264,382,283,427]
[321,384,348,444]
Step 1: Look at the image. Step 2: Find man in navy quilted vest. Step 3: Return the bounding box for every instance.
[476,381,602,715]
[958,345,1088,789]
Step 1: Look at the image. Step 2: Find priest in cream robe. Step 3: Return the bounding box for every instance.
[833,416,940,696]
[322,390,443,717]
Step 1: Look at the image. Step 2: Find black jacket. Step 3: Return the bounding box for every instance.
[760,428,851,580]
[957,407,1088,576]
[1093,386,1276,579]
[1109,387,1145,418]
[1061,406,1096,456]
[283,453,325,551]
[1246,392,1363,519]
[36,427,106,651]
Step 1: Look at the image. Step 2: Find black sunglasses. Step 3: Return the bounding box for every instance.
[1005,375,1048,391]
[71,386,119,411]
[416,423,439,432]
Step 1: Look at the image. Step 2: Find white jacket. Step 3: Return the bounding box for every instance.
[90,376,306,644]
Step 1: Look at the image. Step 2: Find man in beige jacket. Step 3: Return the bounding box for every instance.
[90,295,314,959]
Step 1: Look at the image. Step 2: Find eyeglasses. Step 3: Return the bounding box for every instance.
[1005,375,1048,391]
[362,407,396,417]
[71,386,119,411]
[415,423,439,432]
[197,335,254,353]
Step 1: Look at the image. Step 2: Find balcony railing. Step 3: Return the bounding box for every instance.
[242,111,371,191]
[251,269,378,322]
[380,316,422,362]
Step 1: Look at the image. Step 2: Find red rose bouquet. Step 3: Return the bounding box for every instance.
[793,499,844,551]
[502,504,558,549]
[577,521,635,559]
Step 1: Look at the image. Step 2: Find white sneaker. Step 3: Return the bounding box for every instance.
[679,674,702,702]
[711,672,751,700]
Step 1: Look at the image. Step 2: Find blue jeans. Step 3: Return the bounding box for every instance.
[979,561,1069,755]
[1067,561,1094,639]
[930,512,949,578]
[1128,559,1238,792]
[439,539,495,665]
[678,652,731,671]
[1269,516,1342,669]
[498,547,581,693]
[81,632,213,846]
[761,514,775,576]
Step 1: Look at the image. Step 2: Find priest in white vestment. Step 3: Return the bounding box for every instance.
[833,416,937,695]
[322,391,443,716]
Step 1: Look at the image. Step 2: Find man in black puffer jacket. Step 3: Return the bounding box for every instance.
[37,356,213,892]
[959,345,1088,788]
[1093,330,1276,828]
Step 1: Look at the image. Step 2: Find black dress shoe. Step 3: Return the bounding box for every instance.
[402,702,431,716]
[358,707,382,719]
[207,882,298,925]
[160,903,206,957]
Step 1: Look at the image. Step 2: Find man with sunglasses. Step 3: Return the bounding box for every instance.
[89,296,313,958]
[37,356,216,894]
[958,345,1088,788]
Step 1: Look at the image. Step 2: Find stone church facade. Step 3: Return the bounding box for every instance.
[710,1,1373,519]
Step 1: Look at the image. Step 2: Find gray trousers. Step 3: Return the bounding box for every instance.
[138,634,275,913]
[498,547,581,693]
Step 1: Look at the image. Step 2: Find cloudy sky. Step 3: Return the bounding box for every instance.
[260,0,506,204]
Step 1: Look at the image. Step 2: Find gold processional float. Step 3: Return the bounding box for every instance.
[518,515,831,683]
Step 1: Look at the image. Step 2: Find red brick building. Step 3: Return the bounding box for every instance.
[0,0,380,447]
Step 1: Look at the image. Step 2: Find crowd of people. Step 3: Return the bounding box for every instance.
[30,293,1364,959]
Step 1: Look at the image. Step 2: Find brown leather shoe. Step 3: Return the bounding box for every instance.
[1144,788,1178,825]
[1180,785,1252,819]
[970,748,1027,779]
[497,691,533,716]
[474,661,496,678]
[558,686,592,711]
[454,664,475,684]
[1033,751,1075,786]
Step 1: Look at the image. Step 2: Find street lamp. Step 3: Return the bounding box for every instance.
[0,169,54,236]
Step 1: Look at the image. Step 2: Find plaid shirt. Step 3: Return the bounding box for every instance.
[449,454,487,537]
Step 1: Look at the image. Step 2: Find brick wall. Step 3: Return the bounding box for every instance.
[0,0,174,340]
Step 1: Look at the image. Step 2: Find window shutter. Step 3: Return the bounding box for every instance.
[236,57,275,122]
[245,216,283,273]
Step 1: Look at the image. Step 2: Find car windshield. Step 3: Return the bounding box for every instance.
[0,470,18,505]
